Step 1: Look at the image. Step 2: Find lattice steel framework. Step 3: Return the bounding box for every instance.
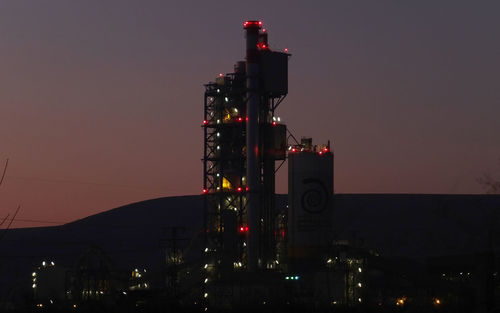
[202,23,289,282]
[202,73,286,270]
[203,72,248,268]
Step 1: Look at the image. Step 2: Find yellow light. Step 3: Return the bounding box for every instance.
[222,177,232,190]
[396,297,406,306]
[434,298,441,305]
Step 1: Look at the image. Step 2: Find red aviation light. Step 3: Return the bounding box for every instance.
[243,20,263,29]
[237,187,242,192]
[203,120,208,125]
[291,147,297,153]
[272,121,277,126]
[319,147,329,155]
[239,226,249,233]
[237,117,243,122]
[202,189,208,194]
[245,187,249,192]
[219,73,223,77]
[284,48,289,53]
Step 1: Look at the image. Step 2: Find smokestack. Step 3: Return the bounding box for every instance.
[244,20,262,271]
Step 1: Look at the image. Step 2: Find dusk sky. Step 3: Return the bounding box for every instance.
[1,0,499,228]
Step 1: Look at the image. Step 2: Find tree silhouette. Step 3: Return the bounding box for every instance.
[477,158,500,194]
[0,159,10,226]
[0,159,21,240]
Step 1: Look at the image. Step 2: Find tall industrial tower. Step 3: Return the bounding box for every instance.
[202,21,288,273]
[198,21,337,310]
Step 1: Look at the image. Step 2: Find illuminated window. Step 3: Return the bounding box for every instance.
[222,177,232,190]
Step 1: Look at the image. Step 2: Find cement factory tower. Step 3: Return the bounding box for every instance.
[202,21,288,272]
[200,21,336,309]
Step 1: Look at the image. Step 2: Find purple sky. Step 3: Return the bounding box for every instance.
[1,1,499,228]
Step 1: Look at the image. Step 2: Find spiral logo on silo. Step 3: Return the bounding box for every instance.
[300,178,329,214]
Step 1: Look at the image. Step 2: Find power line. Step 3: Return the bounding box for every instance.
[7,176,182,193]
[8,218,65,225]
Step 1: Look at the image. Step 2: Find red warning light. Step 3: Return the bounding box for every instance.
[291,148,297,153]
[219,73,223,77]
[239,226,249,233]
[237,187,242,192]
[202,189,208,194]
[272,121,277,126]
[245,187,249,192]
[237,117,243,122]
[262,28,267,33]
[244,21,263,29]
[284,48,288,53]
[203,120,208,125]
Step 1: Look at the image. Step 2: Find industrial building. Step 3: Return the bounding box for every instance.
[200,20,340,310]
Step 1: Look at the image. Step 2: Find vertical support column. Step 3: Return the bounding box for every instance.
[244,21,261,271]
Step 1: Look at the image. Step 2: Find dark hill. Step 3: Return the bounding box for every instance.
[1,193,499,302]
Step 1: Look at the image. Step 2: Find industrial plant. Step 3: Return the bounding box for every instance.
[0,21,499,312]
[199,19,339,310]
